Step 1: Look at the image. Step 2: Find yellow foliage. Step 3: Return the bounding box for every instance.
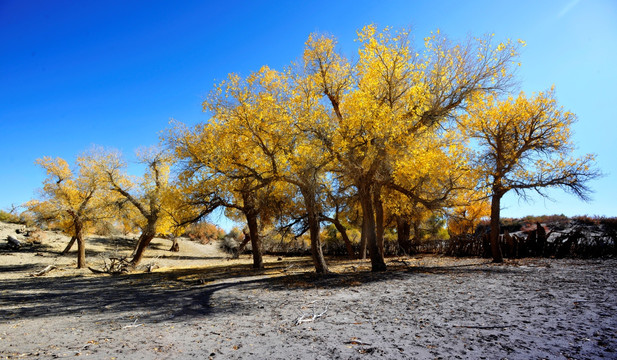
[460,88,597,199]
[27,148,115,236]
[167,24,526,266]
[98,148,180,236]
[447,200,491,236]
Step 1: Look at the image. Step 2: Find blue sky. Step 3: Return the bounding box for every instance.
[1,0,616,228]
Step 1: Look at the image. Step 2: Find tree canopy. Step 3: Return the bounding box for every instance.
[460,88,600,261]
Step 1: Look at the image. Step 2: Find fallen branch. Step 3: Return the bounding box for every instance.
[280,264,296,273]
[345,339,372,346]
[295,302,329,325]
[123,319,144,329]
[30,265,56,277]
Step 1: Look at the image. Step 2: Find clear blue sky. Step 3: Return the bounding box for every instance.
[1,0,616,229]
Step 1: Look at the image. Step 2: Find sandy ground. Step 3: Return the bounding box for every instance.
[1,222,616,359]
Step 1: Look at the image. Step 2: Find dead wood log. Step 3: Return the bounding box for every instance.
[389,258,412,268]
[345,339,372,346]
[7,235,22,248]
[88,256,131,274]
[31,265,56,277]
[123,319,144,328]
[146,263,159,272]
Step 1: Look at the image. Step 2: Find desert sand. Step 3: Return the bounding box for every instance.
[1,221,616,359]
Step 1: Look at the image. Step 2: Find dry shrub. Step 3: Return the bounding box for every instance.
[93,221,123,237]
[573,215,614,226]
[220,228,244,254]
[27,230,45,243]
[184,222,225,244]
[221,235,239,254]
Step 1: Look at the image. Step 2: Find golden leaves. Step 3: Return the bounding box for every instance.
[462,87,596,198]
[28,148,121,235]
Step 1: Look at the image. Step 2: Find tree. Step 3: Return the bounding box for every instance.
[27,150,109,268]
[302,25,520,271]
[173,65,333,273]
[281,67,336,272]
[461,88,600,262]
[447,199,491,236]
[99,148,177,267]
[0,206,24,224]
[168,118,275,269]
[170,24,521,271]
[382,189,432,255]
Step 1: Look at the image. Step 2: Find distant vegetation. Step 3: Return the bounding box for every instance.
[0,210,25,225]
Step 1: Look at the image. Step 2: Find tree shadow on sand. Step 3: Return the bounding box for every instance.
[0,258,515,325]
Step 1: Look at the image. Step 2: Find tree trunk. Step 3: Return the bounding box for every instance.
[373,185,385,256]
[61,236,77,254]
[332,218,355,259]
[131,231,156,266]
[396,216,412,255]
[131,221,157,266]
[76,233,86,269]
[74,220,86,269]
[358,181,387,272]
[245,211,263,269]
[132,236,142,256]
[241,191,263,269]
[489,194,504,263]
[411,222,420,252]
[536,222,547,257]
[307,210,328,273]
[169,236,180,252]
[301,187,328,274]
[359,219,367,260]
